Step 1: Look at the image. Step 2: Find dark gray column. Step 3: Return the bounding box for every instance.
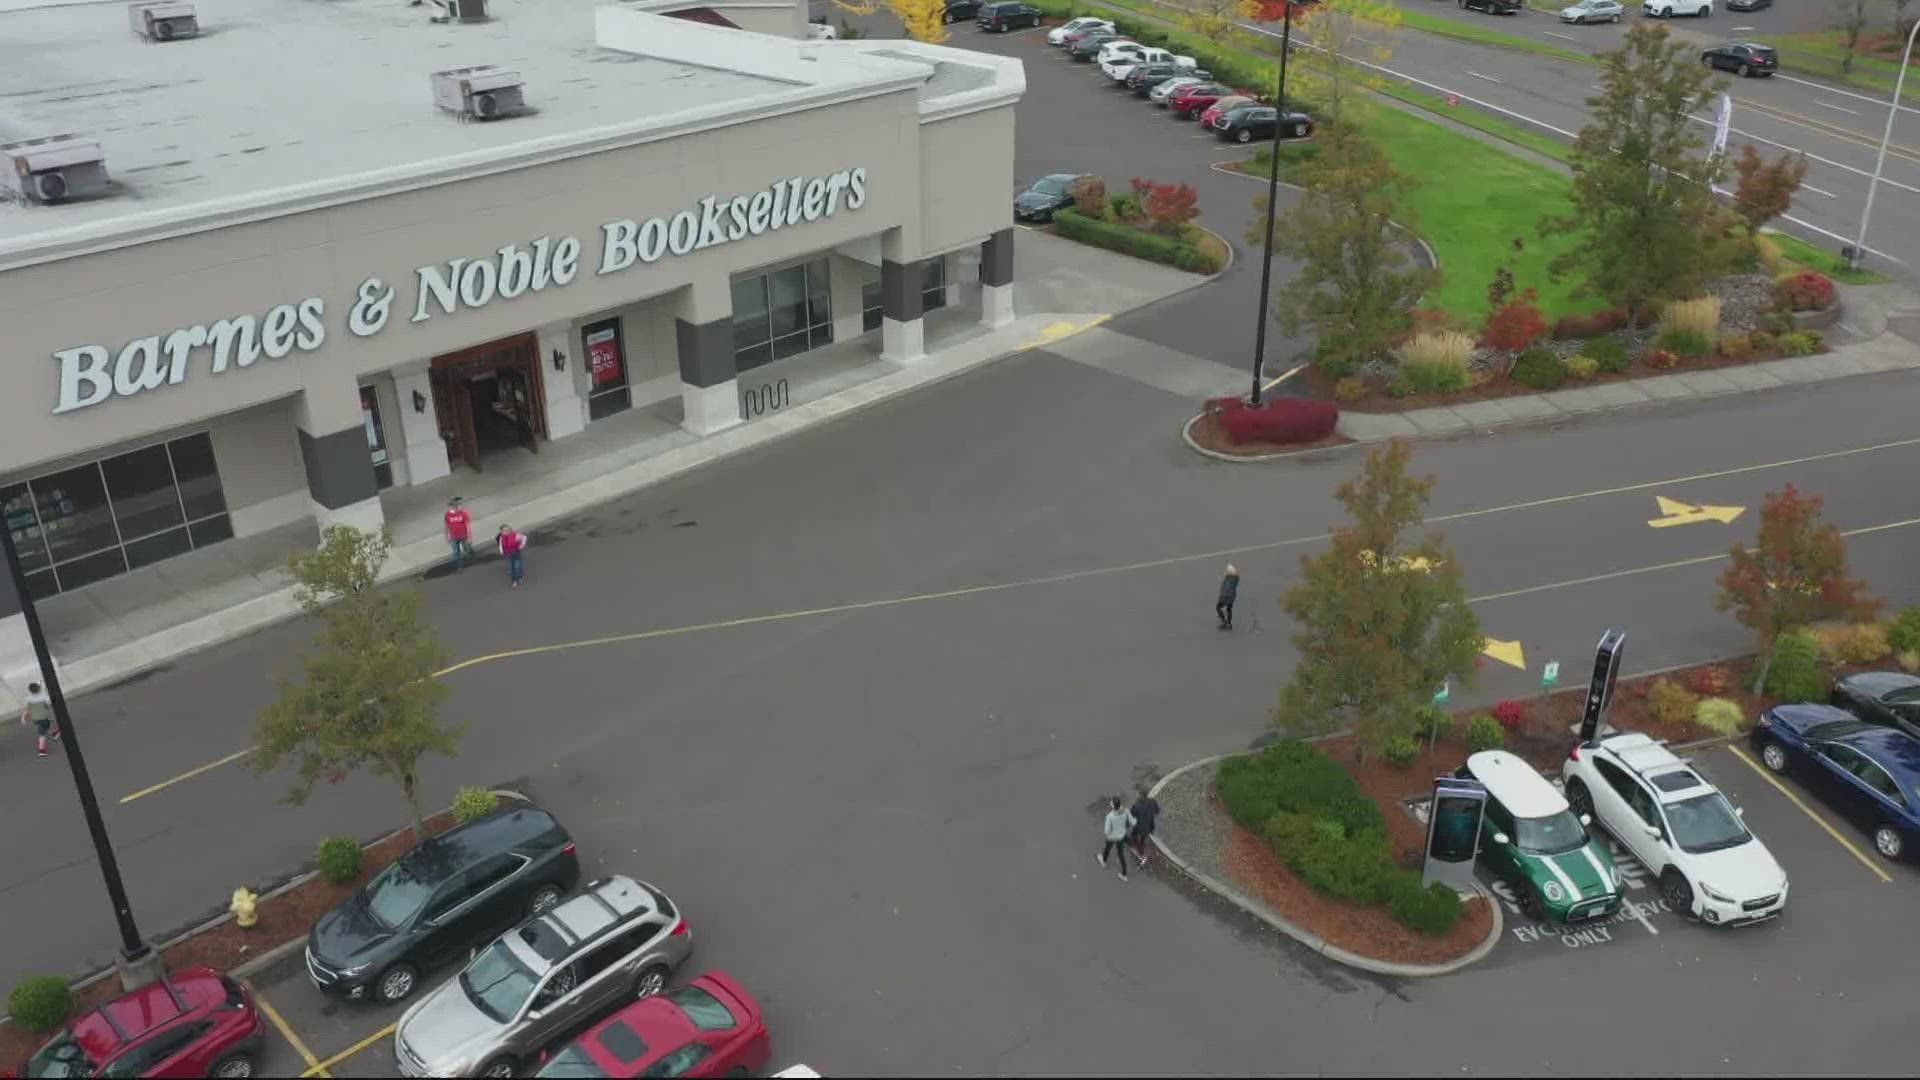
[881,259,925,324]
[298,427,379,511]
[0,567,20,620]
[980,229,1015,288]
[674,317,737,389]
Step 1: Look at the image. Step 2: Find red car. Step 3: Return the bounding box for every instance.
[10,968,265,1079]
[1168,82,1236,120]
[1198,94,1257,127]
[534,972,770,1079]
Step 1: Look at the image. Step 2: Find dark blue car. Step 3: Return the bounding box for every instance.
[1751,703,1920,861]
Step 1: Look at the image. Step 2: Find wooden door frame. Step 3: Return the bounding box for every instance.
[429,333,548,469]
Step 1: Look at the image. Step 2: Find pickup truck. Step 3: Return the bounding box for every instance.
[1099,46,1198,84]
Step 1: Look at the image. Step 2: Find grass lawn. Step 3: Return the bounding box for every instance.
[1761,32,1920,104]
[1373,81,1573,164]
[1766,229,1893,285]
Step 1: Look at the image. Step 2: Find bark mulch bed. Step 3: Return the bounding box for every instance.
[1188,408,1353,456]
[0,809,455,1063]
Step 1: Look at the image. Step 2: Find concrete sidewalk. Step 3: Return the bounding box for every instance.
[0,230,1206,712]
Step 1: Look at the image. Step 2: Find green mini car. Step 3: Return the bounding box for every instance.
[1459,750,1623,923]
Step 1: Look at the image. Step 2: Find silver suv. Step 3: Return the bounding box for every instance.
[394,875,693,1078]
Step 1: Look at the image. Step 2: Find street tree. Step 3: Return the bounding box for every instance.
[1830,0,1876,74]
[1275,439,1484,761]
[252,526,459,843]
[1249,129,1432,375]
[830,0,948,44]
[1716,484,1879,692]
[1731,144,1810,235]
[1543,23,1726,320]
[1287,0,1400,128]
[1179,0,1259,49]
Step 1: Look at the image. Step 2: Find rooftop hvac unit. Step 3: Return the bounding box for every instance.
[433,0,489,22]
[128,1,199,41]
[0,135,108,204]
[430,66,526,121]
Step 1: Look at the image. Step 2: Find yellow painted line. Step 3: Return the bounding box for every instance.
[118,437,1920,804]
[1739,97,1920,165]
[252,985,330,1079]
[1724,745,1892,884]
[303,1022,396,1079]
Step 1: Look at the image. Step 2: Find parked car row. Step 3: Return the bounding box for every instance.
[11,805,801,1079]
[942,0,1042,30]
[1049,23,1315,143]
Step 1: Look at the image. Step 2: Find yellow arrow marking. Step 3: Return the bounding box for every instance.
[1481,637,1526,670]
[1648,495,1746,528]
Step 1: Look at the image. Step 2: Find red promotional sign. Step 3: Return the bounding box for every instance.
[586,326,622,388]
[1446,93,1460,107]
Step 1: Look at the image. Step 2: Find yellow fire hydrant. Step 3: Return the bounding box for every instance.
[231,887,258,929]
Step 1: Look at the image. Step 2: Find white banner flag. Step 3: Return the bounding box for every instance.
[1713,92,1732,157]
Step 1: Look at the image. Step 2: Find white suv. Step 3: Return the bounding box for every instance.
[1563,732,1787,926]
[1642,0,1711,16]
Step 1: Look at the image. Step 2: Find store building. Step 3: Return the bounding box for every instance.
[0,0,1024,661]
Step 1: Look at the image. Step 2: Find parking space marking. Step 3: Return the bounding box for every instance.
[1725,745,1893,884]
[303,1023,396,1079]
[1543,31,1580,42]
[251,986,331,1079]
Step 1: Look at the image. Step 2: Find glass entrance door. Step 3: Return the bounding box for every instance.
[359,385,393,489]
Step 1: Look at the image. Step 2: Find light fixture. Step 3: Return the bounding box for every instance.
[551,349,566,372]
[412,390,427,414]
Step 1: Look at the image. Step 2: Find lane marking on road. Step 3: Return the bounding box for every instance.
[1802,182,1837,199]
[1626,897,1659,936]
[1815,99,1861,117]
[302,1023,396,1079]
[1543,31,1580,42]
[1725,745,1893,884]
[1464,70,1504,84]
[1731,24,1754,31]
[1775,73,1920,118]
[118,440,1920,803]
[1719,101,1920,171]
[252,985,330,1079]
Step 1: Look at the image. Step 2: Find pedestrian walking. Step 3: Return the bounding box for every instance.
[497,524,528,588]
[444,497,473,570]
[1215,563,1240,630]
[19,681,57,759]
[1129,787,1161,867]
[1097,796,1134,882]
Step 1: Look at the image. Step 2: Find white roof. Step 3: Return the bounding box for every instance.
[0,0,1021,263]
[1467,750,1568,818]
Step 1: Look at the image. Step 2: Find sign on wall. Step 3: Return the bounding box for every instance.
[585,323,623,389]
[47,167,871,416]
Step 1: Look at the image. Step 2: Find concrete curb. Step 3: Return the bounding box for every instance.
[1179,412,1362,463]
[1146,753,1503,979]
[4,313,1120,712]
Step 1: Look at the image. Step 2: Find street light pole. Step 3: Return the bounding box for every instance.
[1846,19,1920,273]
[1250,0,1296,406]
[0,518,156,987]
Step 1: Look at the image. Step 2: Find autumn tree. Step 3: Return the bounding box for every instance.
[1180,0,1258,48]
[1731,144,1810,235]
[831,0,949,44]
[1544,24,1726,320]
[1287,0,1400,128]
[1716,485,1879,692]
[1275,439,1484,761]
[1831,0,1876,74]
[253,526,459,843]
[1249,129,1432,376]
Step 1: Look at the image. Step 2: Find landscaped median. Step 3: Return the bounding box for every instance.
[1042,176,1229,273]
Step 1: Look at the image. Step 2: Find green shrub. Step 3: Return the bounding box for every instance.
[1383,735,1420,769]
[1466,713,1505,753]
[452,786,500,824]
[9,976,71,1034]
[1778,330,1823,356]
[1053,209,1217,273]
[1107,191,1143,222]
[1509,347,1566,390]
[1216,741,1386,841]
[1584,337,1630,373]
[1292,828,1397,904]
[1694,697,1745,737]
[1565,355,1600,380]
[1413,704,1451,741]
[317,835,362,885]
[1262,811,1318,855]
[1820,622,1891,665]
[1764,629,1827,703]
[1648,678,1700,726]
[1889,607,1920,654]
[1396,330,1475,394]
[1653,327,1713,358]
[1388,875,1464,937]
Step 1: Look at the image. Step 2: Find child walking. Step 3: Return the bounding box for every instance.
[1098,796,1134,882]
[496,525,528,588]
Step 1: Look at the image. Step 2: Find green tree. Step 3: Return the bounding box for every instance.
[1275,439,1484,761]
[1543,23,1727,319]
[1288,0,1401,129]
[1715,484,1879,692]
[253,526,459,842]
[1250,130,1432,376]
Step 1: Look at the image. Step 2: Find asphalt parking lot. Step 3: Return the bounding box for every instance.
[239,950,402,1079]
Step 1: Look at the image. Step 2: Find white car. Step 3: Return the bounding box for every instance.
[1643,0,1710,15]
[1559,0,1623,21]
[1100,46,1197,83]
[1148,75,1208,105]
[1048,16,1113,45]
[1563,732,1788,926]
[1091,39,1139,65]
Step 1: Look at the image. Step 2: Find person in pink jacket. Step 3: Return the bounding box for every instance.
[496,524,528,588]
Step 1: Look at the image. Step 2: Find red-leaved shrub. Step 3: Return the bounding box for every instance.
[1135,178,1201,236]
[1642,348,1680,370]
[1685,665,1731,696]
[1209,396,1339,445]
[1553,308,1631,340]
[1482,289,1548,352]
[1772,270,1836,312]
[1491,700,1528,732]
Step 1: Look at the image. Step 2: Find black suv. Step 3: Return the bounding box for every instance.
[1460,0,1523,11]
[305,805,580,1005]
[977,1,1041,30]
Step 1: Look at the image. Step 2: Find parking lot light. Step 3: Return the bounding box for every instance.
[1846,18,1920,273]
[1250,0,1298,405]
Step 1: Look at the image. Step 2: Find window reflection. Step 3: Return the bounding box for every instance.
[734,259,833,373]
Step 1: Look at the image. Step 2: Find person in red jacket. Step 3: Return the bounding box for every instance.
[444,497,473,570]
[497,524,528,588]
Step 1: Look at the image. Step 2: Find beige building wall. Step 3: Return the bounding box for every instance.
[919,108,1017,258]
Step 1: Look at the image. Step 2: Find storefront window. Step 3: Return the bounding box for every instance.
[733,259,832,372]
[582,319,631,421]
[0,433,233,597]
[861,278,883,333]
[922,258,948,313]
